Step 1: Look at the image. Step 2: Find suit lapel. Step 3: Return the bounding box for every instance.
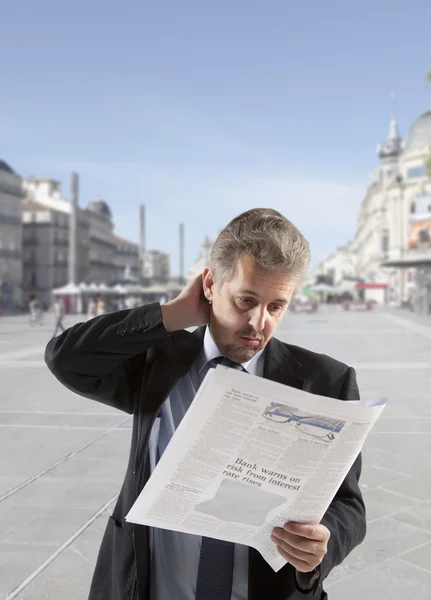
[263,337,305,391]
[143,331,306,416]
[141,326,206,417]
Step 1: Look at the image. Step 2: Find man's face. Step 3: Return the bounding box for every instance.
[203,254,297,363]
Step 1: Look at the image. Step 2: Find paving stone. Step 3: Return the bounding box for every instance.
[0,542,57,595]
[359,464,410,492]
[0,476,28,496]
[1,477,121,510]
[13,548,95,600]
[383,474,431,503]
[395,502,431,533]
[42,456,127,481]
[326,557,431,599]
[0,412,127,428]
[362,487,420,522]
[325,517,431,582]
[401,540,431,571]
[1,506,95,545]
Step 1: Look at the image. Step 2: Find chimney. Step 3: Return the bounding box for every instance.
[68,172,79,284]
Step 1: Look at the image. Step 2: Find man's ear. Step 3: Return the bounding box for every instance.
[202,268,215,303]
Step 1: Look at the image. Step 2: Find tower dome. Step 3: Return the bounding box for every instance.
[0,159,16,174]
[87,195,112,218]
[405,110,431,151]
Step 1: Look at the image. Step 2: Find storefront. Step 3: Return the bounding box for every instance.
[382,255,431,315]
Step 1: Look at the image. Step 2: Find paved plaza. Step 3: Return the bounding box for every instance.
[0,306,430,599]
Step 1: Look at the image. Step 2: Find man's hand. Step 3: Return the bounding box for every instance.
[271,522,330,572]
[161,274,211,332]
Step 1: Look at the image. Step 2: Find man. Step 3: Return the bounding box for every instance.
[51,297,65,338]
[29,295,43,326]
[45,208,366,600]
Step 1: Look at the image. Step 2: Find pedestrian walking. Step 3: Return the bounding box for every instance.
[87,297,96,321]
[95,296,106,316]
[29,295,43,326]
[51,298,65,338]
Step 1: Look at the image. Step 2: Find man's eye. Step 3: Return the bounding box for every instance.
[270,305,282,312]
[237,298,253,307]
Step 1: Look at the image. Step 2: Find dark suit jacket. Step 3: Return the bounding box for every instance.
[45,302,366,600]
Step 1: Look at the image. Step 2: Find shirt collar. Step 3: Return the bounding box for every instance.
[197,327,265,376]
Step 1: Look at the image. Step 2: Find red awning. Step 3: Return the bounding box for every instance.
[355,283,388,290]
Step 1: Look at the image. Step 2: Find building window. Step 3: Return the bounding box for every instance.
[419,229,430,244]
[407,165,425,179]
[411,202,416,214]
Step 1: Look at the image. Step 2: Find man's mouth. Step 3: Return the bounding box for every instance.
[241,337,261,347]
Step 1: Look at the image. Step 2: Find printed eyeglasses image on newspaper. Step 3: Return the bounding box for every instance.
[263,402,346,442]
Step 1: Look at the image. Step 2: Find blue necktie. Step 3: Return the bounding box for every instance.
[195,356,247,600]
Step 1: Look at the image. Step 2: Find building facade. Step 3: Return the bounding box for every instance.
[314,107,431,308]
[22,199,90,307]
[187,235,213,280]
[21,179,133,306]
[83,196,117,284]
[142,250,171,283]
[113,235,140,282]
[22,178,91,306]
[0,160,24,311]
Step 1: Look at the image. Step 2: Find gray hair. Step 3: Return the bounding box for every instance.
[210,208,311,285]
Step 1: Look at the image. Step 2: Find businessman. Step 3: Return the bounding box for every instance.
[45,208,366,600]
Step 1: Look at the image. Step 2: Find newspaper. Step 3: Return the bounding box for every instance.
[126,365,387,572]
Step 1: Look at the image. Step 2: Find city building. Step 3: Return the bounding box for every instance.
[0,160,24,311]
[313,106,431,310]
[188,235,213,280]
[142,250,171,283]
[308,243,358,287]
[22,178,90,307]
[113,235,140,282]
[22,179,121,306]
[83,196,117,284]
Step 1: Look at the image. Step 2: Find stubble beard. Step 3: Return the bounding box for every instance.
[221,343,262,364]
[209,317,265,364]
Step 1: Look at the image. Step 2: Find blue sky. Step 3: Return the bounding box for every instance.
[1,0,430,273]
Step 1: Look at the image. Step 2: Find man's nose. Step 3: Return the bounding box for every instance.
[248,306,266,333]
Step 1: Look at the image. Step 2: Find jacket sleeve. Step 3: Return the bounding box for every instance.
[44,302,169,414]
[296,367,366,594]
[320,367,366,577]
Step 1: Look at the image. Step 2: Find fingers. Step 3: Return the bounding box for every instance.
[272,544,316,572]
[270,523,330,572]
[283,522,328,541]
[272,529,324,555]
